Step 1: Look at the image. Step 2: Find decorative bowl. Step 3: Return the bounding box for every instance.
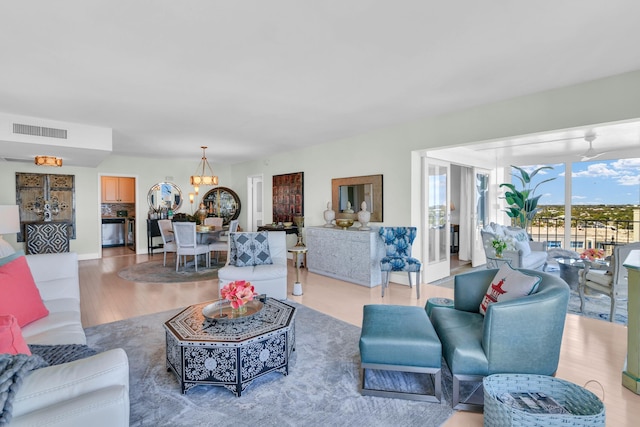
[196,225,213,232]
[334,218,354,229]
[202,299,264,323]
[283,221,294,227]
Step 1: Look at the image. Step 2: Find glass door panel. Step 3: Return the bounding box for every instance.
[423,158,450,282]
[471,168,491,266]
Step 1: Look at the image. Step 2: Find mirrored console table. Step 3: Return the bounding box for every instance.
[306,226,383,287]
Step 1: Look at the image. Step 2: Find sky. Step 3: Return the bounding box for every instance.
[516,158,640,206]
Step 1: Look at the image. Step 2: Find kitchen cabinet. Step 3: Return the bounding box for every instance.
[102,177,135,203]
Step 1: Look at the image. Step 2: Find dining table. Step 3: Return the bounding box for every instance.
[196,227,227,244]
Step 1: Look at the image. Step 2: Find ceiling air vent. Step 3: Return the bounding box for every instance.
[13,123,68,139]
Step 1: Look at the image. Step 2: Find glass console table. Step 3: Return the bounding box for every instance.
[486,256,512,269]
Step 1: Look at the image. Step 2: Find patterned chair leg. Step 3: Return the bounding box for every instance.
[407,271,421,299]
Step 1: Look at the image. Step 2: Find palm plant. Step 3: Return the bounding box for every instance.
[500,165,555,231]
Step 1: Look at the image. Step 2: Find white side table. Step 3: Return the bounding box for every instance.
[289,246,308,296]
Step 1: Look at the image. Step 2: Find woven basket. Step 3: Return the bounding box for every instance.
[483,374,605,427]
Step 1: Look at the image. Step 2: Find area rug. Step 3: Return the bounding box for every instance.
[117,259,224,283]
[85,303,456,427]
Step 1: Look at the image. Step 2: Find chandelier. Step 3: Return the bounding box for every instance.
[190,146,218,186]
[34,155,63,167]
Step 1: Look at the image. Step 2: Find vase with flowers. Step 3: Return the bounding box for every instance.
[491,237,508,258]
[220,280,257,316]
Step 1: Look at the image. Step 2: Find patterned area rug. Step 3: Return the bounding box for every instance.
[117,259,224,283]
[85,303,455,427]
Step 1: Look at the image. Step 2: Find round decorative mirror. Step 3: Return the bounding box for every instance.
[201,187,241,225]
[147,182,183,211]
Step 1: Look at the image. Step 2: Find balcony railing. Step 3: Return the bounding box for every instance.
[530,217,639,255]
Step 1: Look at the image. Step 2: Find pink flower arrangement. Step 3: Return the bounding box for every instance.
[220,280,257,309]
[580,248,605,261]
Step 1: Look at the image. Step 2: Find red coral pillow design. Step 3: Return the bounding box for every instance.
[479,264,541,315]
[0,256,49,327]
[0,314,31,355]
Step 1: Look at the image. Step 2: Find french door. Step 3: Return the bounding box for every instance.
[422,158,451,282]
[471,168,491,267]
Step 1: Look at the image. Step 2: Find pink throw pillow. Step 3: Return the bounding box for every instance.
[0,314,32,355]
[479,264,541,315]
[0,256,49,327]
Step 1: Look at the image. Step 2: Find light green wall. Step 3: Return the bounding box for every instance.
[0,155,231,258]
[2,70,640,258]
[228,70,640,229]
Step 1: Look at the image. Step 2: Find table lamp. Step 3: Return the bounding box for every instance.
[0,205,20,257]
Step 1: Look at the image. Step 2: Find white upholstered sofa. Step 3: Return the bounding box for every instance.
[218,231,288,300]
[481,222,548,270]
[10,252,130,427]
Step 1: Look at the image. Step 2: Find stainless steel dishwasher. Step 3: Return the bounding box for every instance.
[102,218,125,247]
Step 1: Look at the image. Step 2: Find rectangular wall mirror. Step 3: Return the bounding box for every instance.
[331,174,383,222]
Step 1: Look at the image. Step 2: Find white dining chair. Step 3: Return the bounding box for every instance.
[157,219,177,267]
[204,217,224,229]
[173,222,210,272]
[208,219,239,263]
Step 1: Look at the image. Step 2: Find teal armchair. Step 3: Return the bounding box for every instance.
[429,268,569,410]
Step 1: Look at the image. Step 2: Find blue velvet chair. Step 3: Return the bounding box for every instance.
[429,269,570,410]
[378,227,422,298]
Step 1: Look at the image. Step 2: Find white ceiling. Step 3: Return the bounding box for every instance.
[1,1,640,166]
[429,120,640,167]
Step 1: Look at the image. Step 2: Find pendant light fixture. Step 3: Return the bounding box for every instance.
[190,146,218,186]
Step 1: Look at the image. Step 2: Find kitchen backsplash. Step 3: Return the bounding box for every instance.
[101,203,135,217]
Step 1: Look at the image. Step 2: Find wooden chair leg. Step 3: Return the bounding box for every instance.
[610,296,616,322]
[381,271,390,297]
[578,281,586,312]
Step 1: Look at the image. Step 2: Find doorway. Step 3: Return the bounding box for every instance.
[420,156,495,281]
[247,174,264,232]
[100,175,137,257]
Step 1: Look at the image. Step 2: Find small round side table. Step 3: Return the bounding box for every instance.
[425,297,454,317]
[288,246,308,296]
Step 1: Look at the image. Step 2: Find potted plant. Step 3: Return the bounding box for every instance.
[500,165,555,231]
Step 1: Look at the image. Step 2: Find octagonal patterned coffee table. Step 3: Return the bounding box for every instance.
[164,297,296,396]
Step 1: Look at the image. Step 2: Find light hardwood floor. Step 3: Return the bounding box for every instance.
[82,250,638,426]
